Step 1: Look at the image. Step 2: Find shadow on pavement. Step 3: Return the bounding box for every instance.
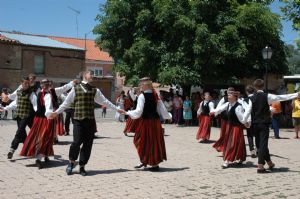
[229,161,257,169]
[55,141,73,145]
[25,159,69,169]
[270,154,289,160]
[86,168,133,176]
[198,140,216,144]
[270,167,298,173]
[146,167,190,172]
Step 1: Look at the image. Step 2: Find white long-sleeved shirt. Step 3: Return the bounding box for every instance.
[8,85,22,100]
[197,100,214,115]
[127,91,172,120]
[128,89,137,101]
[212,102,247,124]
[54,81,118,115]
[255,90,298,103]
[4,90,37,112]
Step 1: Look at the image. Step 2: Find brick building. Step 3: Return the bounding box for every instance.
[0,31,85,91]
[49,36,123,101]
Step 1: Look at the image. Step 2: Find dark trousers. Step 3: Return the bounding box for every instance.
[246,126,259,151]
[272,113,281,138]
[69,119,95,166]
[64,109,74,132]
[11,117,31,150]
[253,123,271,165]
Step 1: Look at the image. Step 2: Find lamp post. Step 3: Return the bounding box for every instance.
[261,46,273,91]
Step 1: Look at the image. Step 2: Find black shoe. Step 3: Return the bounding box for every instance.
[79,167,87,176]
[54,137,59,144]
[274,136,281,139]
[134,163,146,169]
[148,166,160,171]
[44,157,50,163]
[36,159,43,169]
[66,162,75,175]
[7,151,13,159]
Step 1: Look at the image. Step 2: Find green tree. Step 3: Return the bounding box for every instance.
[94,0,287,87]
[286,44,300,74]
[280,0,300,48]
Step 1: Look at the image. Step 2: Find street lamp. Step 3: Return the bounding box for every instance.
[261,46,273,91]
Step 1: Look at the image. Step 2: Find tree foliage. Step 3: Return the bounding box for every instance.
[94,0,287,86]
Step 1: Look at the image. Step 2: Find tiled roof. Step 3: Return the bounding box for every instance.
[0,31,84,50]
[49,36,113,62]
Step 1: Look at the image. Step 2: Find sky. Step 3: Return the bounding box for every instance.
[0,0,299,46]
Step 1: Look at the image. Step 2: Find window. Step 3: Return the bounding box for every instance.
[34,55,44,74]
[91,67,103,77]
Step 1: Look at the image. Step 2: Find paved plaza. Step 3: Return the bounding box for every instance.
[0,109,300,199]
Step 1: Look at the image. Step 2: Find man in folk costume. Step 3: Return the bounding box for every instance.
[49,70,125,176]
[213,87,235,151]
[196,92,214,142]
[126,78,172,171]
[0,77,37,159]
[211,91,250,168]
[243,85,257,158]
[251,79,299,173]
[20,79,75,169]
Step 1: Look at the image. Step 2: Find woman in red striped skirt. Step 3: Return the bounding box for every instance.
[20,79,75,169]
[196,92,214,142]
[126,79,172,171]
[212,88,235,151]
[211,92,249,168]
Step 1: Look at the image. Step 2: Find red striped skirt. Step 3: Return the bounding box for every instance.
[124,118,141,133]
[223,125,246,162]
[55,113,64,136]
[134,118,167,166]
[20,117,55,157]
[196,115,212,141]
[212,119,229,152]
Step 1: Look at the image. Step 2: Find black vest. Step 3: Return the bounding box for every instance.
[227,102,242,126]
[220,96,229,120]
[250,92,271,124]
[201,101,211,116]
[36,92,46,118]
[142,93,159,119]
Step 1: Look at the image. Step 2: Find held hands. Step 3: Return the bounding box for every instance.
[244,122,251,128]
[117,109,127,115]
[209,112,215,117]
[72,79,80,85]
[48,112,58,119]
[0,108,4,112]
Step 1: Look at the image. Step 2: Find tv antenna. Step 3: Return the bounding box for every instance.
[68,6,80,38]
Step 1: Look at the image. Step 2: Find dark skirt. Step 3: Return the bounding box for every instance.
[134,118,167,166]
[196,115,212,141]
[223,125,246,162]
[212,119,229,152]
[20,117,55,157]
[124,118,141,133]
[55,113,64,136]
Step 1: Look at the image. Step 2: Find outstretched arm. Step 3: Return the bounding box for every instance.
[127,94,145,119]
[94,89,118,110]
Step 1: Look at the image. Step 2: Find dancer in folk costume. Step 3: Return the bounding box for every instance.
[20,79,75,169]
[212,87,235,151]
[49,70,125,176]
[250,79,299,173]
[123,87,141,136]
[0,77,37,159]
[126,79,172,171]
[48,82,66,143]
[211,91,250,168]
[243,85,257,158]
[196,92,214,142]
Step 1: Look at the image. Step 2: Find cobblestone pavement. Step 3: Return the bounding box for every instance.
[0,109,300,199]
